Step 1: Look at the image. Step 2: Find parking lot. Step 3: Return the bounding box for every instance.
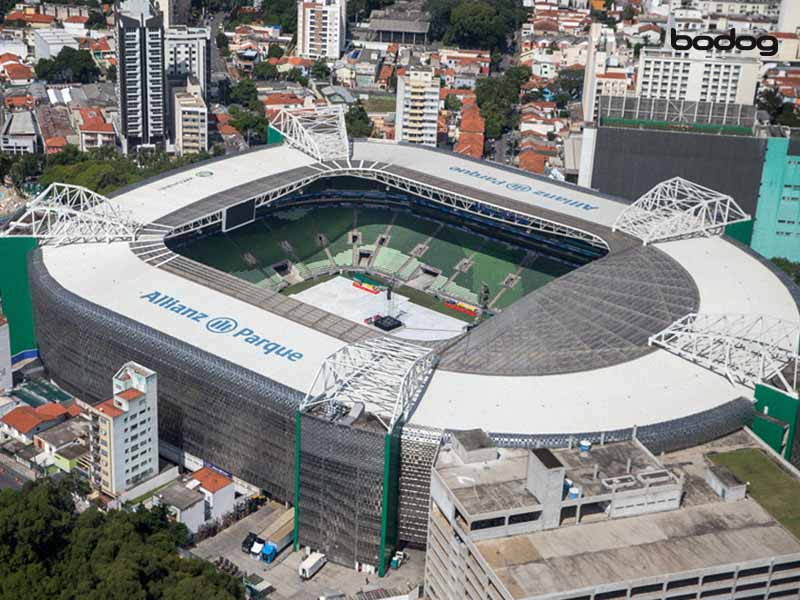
[193,502,425,599]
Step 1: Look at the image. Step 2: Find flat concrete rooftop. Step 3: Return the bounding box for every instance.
[475,500,800,599]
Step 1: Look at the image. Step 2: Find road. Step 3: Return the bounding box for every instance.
[208,11,229,82]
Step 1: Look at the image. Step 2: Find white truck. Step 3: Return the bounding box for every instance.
[298,552,327,580]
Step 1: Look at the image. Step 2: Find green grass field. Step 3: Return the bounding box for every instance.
[711,448,800,539]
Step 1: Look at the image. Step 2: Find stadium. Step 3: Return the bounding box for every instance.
[4,107,800,574]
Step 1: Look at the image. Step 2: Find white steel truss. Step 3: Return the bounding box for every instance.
[613,177,750,245]
[3,183,144,245]
[271,105,350,162]
[650,313,800,395]
[302,336,438,431]
[164,161,609,250]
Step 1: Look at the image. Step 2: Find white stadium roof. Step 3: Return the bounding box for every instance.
[31,140,800,436]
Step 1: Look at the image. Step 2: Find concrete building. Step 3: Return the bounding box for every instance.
[116,0,166,151]
[85,362,159,497]
[173,76,207,155]
[779,0,800,34]
[1,403,70,444]
[165,26,210,97]
[296,0,347,60]
[395,66,439,147]
[425,431,800,600]
[155,480,205,533]
[32,28,79,59]
[188,466,235,521]
[0,312,11,394]
[0,110,39,154]
[75,107,116,151]
[156,0,190,27]
[637,45,759,105]
[33,417,89,465]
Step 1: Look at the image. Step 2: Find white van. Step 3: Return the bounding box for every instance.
[298,552,326,580]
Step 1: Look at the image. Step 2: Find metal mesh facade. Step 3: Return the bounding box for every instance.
[28,250,301,500]
[398,424,442,547]
[297,413,388,568]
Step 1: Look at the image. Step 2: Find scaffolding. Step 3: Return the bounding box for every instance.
[270,105,350,162]
[302,336,437,431]
[2,183,156,245]
[613,177,750,245]
[650,313,800,396]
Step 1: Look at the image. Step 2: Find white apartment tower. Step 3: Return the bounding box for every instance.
[87,362,159,497]
[296,0,347,60]
[779,0,800,34]
[395,66,439,147]
[637,45,759,105]
[116,0,166,151]
[0,311,11,394]
[165,26,210,97]
[174,76,208,156]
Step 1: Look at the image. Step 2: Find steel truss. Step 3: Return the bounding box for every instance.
[270,105,350,162]
[613,177,750,245]
[165,162,609,250]
[650,313,800,395]
[301,336,437,431]
[3,183,145,245]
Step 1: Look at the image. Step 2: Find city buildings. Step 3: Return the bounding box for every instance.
[75,108,117,152]
[296,0,347,60]
[32,28,79,59]
[779,0,800,34]
[395,66,439,146]
[116,0,166,151]
[156,0,190,27]
[0,110,39,154]
[165,25,210,97]
[425,431,800,600]
[637,45,759,105]
[0,311,10,394]
[173,76,207,155]
[85,362,159,497]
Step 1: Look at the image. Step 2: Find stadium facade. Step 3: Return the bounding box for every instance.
[4,117,800,574]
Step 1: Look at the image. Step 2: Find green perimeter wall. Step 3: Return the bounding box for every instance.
[267,125,284,146]
[725,220,753,246]
[378,424,401,577]
[0,237,38,361]
[751,383,799,461]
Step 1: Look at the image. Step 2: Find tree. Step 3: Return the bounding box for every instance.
[253,61,278,80]
[772,258,800,286]
[267,44,284,59]
[446,1,506,51]
[286,67,308,87]
[345,103,372,138]
[228,110,270,145]
[311,58,330,81]
[35,47,100,83]
[86,10,106,28]
[107,63,116,83]
[216,31,229,55]
[778,106,800,128]
[261,0,296,34]
[229,79,260,111]
[444,93,462,112]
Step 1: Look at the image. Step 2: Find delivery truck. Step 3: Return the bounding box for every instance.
[298,552,326,580]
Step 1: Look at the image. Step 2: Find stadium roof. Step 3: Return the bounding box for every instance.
[36,141,800,437]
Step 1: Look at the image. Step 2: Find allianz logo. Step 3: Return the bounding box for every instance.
[139,291,304,362]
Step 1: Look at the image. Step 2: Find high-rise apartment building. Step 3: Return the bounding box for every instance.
[296,0,347,60]
[779,0,800,34]
[173,76,208,156]
[0,309,11,394]
[86,362,159,497]
[156,0,190,26]
[395,66,439,147]
[116,0,166,151]
[165,26,210,97]
[637,45,759,105]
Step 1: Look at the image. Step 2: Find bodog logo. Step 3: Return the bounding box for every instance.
[670,28,778,57]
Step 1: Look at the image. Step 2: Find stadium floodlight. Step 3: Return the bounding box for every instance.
[301,336,437,431]
[649,313,800,396]
[2,182,150,246]
[613,177,750,245]
[270,105,350,162]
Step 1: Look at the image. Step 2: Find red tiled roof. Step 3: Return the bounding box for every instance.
[518,150,548,174]
[95,398,124,418]
[262,93,302,106]
[2,407,43,434]
[454,132,484,159]
[65,15,89,23]
[36,403,68,419]
[4,95,33,108]
[66,404,81,417]
[78,108,114,133]
[44,136,68,153]
[4,63,33,80]
[5,11,55,24]
[0,52,22,64]
[460,104,484,134]
[117,388,143,401]
[191,466,232,493]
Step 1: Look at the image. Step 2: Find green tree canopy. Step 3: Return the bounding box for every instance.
[444,93,462,112]
[261,0,296,34]
[267,44,284,59]
[229,79,260,111]
[311,59,331,81]
[253,61,279,80]
[345,103,373,138]
[0,477,244,600]
[772,258,800,286]
[35,47,100,84]
[425,0,524,51]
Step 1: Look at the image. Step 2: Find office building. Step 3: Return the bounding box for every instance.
[296,0,347,60]
[395,66,439,147]
[156,0,190,26]
[637,45,759,105]
[779,0,800,34]
[425,431,800,600]
[86,362,159,497]
[165,26,210,97]
[116,0,166,151]
[32,28,78,59]
[173,76,207,155]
